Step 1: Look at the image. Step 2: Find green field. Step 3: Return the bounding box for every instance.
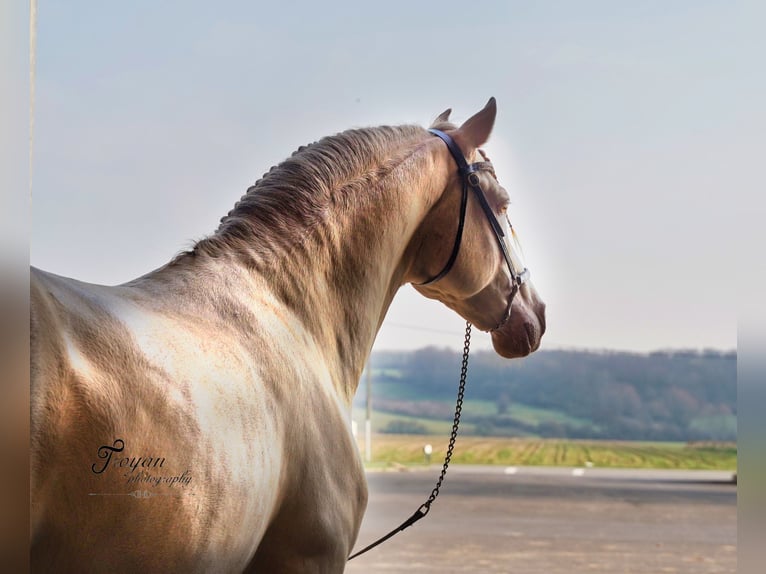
[353,409,466,435]
[356,434,737,470]
[462,399,594,428]
[352,399,594,436]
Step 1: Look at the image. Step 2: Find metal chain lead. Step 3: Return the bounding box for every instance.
[348,321,472,561]
[423,320,472,510]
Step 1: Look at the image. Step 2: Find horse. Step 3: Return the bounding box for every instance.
[30,98,546,573]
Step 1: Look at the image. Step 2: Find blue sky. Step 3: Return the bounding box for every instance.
[32,1,756,352]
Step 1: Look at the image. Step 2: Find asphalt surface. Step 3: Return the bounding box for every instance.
[345,466,737,574]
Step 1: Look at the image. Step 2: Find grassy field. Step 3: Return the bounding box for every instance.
[351,400,594,436]
[356,434,737,470]
[352,408,467,435]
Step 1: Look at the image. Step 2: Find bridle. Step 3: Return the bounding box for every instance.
[348,129,532,562]
[416,128,530,332]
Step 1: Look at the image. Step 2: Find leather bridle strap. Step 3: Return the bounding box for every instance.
[416,170,469,285]
[416,129,528,288]
[414,128,478,286]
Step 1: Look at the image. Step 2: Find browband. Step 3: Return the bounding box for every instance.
[418,129,525,288]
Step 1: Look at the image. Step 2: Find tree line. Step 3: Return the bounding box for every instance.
[360,347,736,441]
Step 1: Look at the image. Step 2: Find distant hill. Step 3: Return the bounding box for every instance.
[353,348,736,442]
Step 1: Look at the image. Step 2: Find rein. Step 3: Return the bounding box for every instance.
[349,129,529,561]
[348,321,472,561]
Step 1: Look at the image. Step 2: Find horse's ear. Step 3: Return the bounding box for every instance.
[431,108,452,125]
[458,97,497,149]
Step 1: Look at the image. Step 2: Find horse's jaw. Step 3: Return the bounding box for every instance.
[490,287,546,359]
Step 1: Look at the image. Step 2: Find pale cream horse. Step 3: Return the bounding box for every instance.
[31,99,546,573]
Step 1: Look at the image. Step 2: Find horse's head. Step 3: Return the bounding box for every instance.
[411,98,546,358]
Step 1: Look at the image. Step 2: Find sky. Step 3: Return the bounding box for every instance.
[30,1,755,354]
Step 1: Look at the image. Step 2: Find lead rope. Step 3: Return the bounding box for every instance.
[348,321,472,561]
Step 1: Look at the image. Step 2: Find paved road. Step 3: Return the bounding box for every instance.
[345,466,736,574]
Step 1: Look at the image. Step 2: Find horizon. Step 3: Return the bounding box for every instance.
[369,339,737,357]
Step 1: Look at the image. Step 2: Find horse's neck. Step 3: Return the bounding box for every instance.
[147,140,445,403]
[256,151,439,401]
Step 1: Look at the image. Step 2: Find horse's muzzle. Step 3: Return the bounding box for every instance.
[490,298,545,359]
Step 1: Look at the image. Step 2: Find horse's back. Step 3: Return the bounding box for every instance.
[30,267,286,572]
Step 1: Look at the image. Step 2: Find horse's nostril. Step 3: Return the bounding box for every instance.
[524,322,535,345]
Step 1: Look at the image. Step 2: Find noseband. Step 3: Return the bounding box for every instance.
[417,129,530,331]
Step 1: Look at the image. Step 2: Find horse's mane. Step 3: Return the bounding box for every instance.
[189,124,429,263]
